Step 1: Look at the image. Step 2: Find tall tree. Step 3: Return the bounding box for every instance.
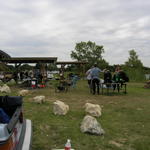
[70,41,108,69]
[125,49,143,68]
[47,63,58,71]
[124,50,144,81]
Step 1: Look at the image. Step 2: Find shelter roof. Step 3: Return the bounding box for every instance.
[56,61,87,65]
[1,57,57,63]
[0,50,11,58]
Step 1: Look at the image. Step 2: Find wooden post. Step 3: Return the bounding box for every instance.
[60,64,65,77]
[14,63,21,83]
[40,63,47,80]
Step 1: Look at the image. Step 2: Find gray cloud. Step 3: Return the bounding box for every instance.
[0,0,150,67]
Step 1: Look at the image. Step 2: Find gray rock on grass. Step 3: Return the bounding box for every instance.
[0,80,3,84]
[80,115,105,135]
[0,84,11,93]
[53,100,69,115]
[33,95,46,104]
[18,90,29,96]
[85,103,102,117]
[7,79,16,85]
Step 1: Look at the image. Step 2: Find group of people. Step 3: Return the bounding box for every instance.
[55,73,80,92]
[86,64,129,95]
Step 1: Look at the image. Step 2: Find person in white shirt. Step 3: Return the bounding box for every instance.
[86,66,93,88]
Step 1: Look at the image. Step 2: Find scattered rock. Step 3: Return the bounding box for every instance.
[18,89,29,96]
[0,80,3,84]
[80,115,105,135]
[53,100,69,115]
[7,79,16,85]
[84,103,102,117]
[0,84,11,93]
[33,95,46,104]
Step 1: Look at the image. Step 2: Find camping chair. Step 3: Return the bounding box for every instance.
[55,79,69,93]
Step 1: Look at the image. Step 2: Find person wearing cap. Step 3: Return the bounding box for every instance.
[90,64,102,94]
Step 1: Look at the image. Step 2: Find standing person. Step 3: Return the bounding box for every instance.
[112,66,121,91]
[91,64,102,95]
[86,67,93,88]
[71,74,79,88]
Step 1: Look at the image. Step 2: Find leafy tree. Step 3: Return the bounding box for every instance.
[47,63,58,71]
[124,50,145,81]
[0,63,11,71]
[125,50,143,68]
[70,41,108,69]
[20,64,33,71]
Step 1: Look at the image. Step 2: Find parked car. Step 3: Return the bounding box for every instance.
[0,96,32,150]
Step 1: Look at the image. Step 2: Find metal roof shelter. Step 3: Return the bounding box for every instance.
[0,50,11,59]
[0,50,87,79]
[0,50,57,82]
[1,57,57,63]
[0,50,57,63]
[56,61,87,65]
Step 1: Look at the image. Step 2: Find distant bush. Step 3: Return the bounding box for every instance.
[0,63,11,71]
[123,67,145,82]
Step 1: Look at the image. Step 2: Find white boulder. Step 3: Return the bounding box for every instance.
[18,90,29,96]
[33,95,46,104]
[0,84,11,93]
[85,103,102,117]
[7,79,16,85]
[0,80,3,84]
[80,115,105,135]
[53,100,69,115]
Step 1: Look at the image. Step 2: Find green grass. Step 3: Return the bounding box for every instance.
[1,81,150,150]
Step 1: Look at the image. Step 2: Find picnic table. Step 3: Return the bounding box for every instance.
[101,82,127,95]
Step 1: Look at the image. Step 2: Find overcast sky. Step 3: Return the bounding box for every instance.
[0,0,150,67]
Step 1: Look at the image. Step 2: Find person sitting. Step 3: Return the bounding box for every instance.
[112,67,121,91]
[118,70,129,88]
[71,74,79,88]
[112,68,129,91]
[56,74,68,92]
[104,69,112,87]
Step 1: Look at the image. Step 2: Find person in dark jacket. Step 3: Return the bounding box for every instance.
[104,69,112,88]
[104,70,112,83]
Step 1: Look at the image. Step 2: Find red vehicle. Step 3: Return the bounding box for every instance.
[0,96,32,150]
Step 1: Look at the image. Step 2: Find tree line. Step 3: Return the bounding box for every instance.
[0,41,150,81]
[70,41,150,81]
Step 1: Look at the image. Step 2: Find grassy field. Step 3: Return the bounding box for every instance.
[1,80,150,150]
